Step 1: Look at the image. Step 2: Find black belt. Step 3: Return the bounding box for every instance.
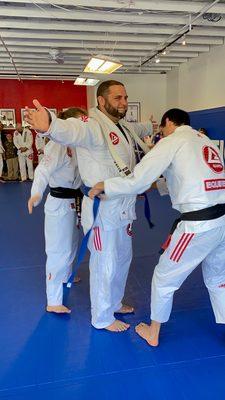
[50,186,83,199]
[160,203,225,254]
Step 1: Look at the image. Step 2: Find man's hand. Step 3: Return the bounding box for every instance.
[28,193,41,214]
[88,182,105,200]
[25,100,50,132]
[150,115,158,134]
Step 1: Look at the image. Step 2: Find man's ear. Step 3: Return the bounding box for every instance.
[97,96,105,108]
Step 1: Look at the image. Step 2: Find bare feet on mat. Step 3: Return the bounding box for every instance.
[74,276,81,283]
[115,304,134,314]
[105,320,130,332]
[135,322,160,347]
[46,305,71,314]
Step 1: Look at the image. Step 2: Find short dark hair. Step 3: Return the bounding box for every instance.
[96,80,124,98]
[161,108,190,127]
[58,107,87,120]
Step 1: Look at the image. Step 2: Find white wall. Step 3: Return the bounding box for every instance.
[167,42,225,112]
[87,73,167,123]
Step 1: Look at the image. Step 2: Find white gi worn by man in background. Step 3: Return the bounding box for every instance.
[25,80,156,332]
[13,122,34,181]
[35,134,47,164]
[90,108,225,345]
[0,122,5,182]
[28,108,86,314]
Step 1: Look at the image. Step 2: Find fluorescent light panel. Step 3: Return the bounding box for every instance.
[74,77,99,86]
[83,55,123,74]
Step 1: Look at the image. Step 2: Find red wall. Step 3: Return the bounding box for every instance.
[0,79,87,123]
[0,79,87,163]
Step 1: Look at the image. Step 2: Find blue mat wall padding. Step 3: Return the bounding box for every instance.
[189,106,225,139]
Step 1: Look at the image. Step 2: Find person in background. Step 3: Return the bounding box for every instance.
[13,123,34,182]
[199,127,209,137]
[28,107,87,314]
[4,133,19,181]
[35,134,48,164]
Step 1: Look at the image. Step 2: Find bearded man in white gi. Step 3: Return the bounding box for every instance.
[0,122,5,182]
[28,108,86,314]
[13,122,34,181]
[25,80,156,332]
[90,108,225,345]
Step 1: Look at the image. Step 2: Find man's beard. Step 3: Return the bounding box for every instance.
[104,100,127,119]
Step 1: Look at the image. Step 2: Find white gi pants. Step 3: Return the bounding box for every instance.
[151,224,225,324]
[0,154,3,177]
[88,221,133,329]
[18,152,34,180]
[45,207,79,306]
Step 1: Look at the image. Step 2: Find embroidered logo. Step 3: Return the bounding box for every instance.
[109,132,119,145]
[202,146,223,174]
[28,154,33,160]
[80,115,89,122]
[204,179,225,191]
[218,283,225,288]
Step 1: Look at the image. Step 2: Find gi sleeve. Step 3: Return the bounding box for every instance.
[31,142,62,204]
[13,131,20,150]
[26,129,33,149]
[104,136,175,198]
[42,112,104,149]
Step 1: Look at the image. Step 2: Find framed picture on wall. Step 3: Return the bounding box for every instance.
[21,108,36,127]
[0,109,16,128]
[124,102,140,123]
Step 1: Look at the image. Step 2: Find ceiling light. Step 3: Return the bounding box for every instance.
[155,57,160,63]
[83,55,123,74]
[182,35,186,46]
[74,76,100,86]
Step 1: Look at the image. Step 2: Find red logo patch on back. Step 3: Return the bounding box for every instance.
[202,146,223,174]
[80,115,89,122]
[109,132,119,145]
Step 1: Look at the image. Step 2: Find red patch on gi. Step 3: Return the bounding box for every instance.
[80,115,89,122]
[218,283,225,288]
[28,154,33,160]
[202,146,223,174]
[126,224,133,237]
[109,132,119,145]
[93,227,102,251]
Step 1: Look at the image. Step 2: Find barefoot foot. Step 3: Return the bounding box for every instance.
[46,305,71,314]
[135,322,159,346]
[105,319,130,332]
[115,304,134,314]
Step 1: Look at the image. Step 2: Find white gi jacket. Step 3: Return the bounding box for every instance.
[31,141,82,216]
[104,125,225,233]
[44,109,153,232]
[13,127,33,156]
